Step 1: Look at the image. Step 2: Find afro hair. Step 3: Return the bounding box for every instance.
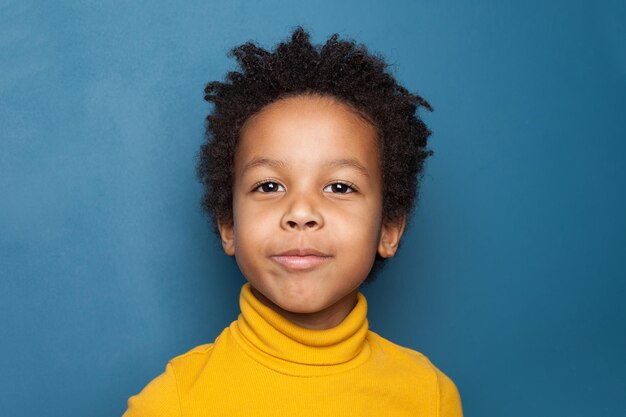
[197,26,433,283]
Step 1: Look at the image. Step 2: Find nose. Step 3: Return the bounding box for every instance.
[280,191,324,231]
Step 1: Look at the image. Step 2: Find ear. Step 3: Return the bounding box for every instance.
[217,220,235,256]
[377,214,406,258]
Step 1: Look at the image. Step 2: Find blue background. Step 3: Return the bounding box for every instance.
[1,0,625,415]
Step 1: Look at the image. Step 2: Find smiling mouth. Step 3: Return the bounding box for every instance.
[271,249,332,271]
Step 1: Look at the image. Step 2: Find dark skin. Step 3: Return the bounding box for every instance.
[199,26,432,284]
[217,94,405,329]
[249,287,359,330]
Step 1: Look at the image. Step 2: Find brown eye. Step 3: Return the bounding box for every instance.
[323,182,355,194]
[254,181,285,193]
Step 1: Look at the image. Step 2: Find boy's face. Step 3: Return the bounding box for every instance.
[218,94,405,327]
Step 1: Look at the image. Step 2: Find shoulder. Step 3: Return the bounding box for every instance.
[169,342,216,369]
[123,343,216,417]
[367,331,464,417]
[165,342,218,389]
[366,330,440,372]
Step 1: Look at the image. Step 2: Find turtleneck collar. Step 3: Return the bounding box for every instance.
[229,283,372,376]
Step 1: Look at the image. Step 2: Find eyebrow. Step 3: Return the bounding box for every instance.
[241,157,287,175]
[241,157,370,178]
[325,158,370,178]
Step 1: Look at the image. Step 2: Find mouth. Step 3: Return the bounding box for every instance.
[271,248,332,271]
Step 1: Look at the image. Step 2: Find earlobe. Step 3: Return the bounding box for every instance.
[217,221,236,256]
[377,214,407,258]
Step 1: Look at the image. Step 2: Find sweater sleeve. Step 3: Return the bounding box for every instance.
[123,362,182,417]
[435,366,463,417]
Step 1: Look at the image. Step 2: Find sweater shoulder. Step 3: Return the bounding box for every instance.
[367,329,434,367]
[169,340,217,373]
[367,331,464,416]
[123,342,218,417]
[171,342,215,362]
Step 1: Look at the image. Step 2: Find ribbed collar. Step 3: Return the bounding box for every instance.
[229,283,372,376]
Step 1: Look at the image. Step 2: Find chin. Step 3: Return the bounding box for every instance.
[275,297,326,315]
[278,288,336,314]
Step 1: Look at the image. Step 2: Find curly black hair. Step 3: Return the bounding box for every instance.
[197,26,433,283]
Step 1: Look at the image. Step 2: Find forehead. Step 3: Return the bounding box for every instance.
[244,93,375,129]
[236,94,379,169]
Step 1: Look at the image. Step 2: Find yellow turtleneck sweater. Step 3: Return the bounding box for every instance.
[123,283,463,416]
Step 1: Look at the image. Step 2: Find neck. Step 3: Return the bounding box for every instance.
[249,286,359,330]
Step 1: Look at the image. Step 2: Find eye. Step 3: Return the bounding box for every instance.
[323,182,356,194]
[253,181,285,193]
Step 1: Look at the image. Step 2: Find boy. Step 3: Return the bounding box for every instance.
[123,26,463,416]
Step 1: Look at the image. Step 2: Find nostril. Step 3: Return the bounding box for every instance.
[285,220,318,229]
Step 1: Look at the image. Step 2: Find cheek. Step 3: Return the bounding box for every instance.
[232,197,276,247]
[332,208,382,249]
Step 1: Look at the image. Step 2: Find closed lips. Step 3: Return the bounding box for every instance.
[276,248,330,257]
[271,249,332,270]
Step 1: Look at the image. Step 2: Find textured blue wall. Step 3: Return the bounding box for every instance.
[1,1,625,416]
